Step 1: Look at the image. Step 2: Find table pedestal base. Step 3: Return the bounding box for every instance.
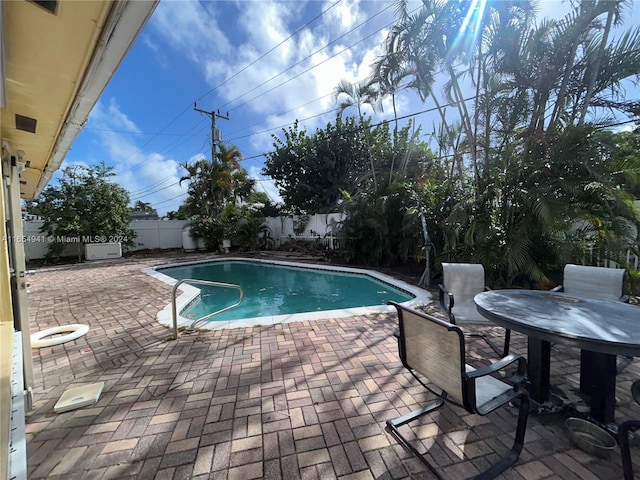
[526,340,617,424]
[527,338,551,403]
[579,350,617,424]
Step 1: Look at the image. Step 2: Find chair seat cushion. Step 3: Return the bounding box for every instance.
[465,365,512,410]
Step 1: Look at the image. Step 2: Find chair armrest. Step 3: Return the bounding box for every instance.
[438,284,454,316]
[466,354,527,386]
[550,285,563,292]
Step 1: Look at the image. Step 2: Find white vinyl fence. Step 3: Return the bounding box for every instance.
[22,214,346,260]
[130,220,188,251]
[22,219,189,261]
[582,245,640,271]
[264,213,345,247]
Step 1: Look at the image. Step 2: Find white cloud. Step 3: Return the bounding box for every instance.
[137,1,432,206]
[325,0,364,32]
[151,0,231,65]
[92,99,141,134]
[150,0,386,143]
[87,100,189,215]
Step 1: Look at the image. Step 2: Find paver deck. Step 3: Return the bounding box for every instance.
[25,253,640,479]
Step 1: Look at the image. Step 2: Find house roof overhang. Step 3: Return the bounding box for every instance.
[1,0,158,200]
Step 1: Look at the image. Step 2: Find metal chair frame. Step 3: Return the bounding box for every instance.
[619,380,640,480]
[438,262,510,357]
[387,301,529,480]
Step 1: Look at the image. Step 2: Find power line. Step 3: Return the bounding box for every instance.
[127,139,210,199]
[219,2,395,113]
[132,106,639,208]
[224,92,335,139]
[152,191,189,208]
[127,136,211,196]
[195,0,344,106]
[99,2,344,180]
[219,3,421,141]
[127,93,478,202]
[227,107,338,143]
[114,3,478,204]
[113,118,209,178]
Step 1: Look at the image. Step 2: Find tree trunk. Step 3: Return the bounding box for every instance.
[578,4,615,125]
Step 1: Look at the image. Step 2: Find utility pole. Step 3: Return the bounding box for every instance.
[194,103,229,161]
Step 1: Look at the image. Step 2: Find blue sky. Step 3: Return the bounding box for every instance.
[62,0,639,216]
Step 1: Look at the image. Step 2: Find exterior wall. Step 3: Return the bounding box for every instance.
[1,161,15,480]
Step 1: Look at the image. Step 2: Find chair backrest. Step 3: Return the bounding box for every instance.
[442,263,486,308]
[392,302,466,405]
[563,264,625,301]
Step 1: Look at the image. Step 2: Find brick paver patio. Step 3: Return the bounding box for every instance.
[24,253,640,479]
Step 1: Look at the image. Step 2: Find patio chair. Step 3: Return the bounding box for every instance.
[552,264,628,302]
[552,264,631,372]
[439,262,511,357]
[619,379,640,480]
[386,301,530,480]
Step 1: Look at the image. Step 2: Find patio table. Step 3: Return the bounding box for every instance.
[474,289,640,424]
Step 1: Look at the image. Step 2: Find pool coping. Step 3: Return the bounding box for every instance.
[143,257,432,330]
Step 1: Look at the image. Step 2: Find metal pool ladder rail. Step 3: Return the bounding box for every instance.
[171,279,244,339]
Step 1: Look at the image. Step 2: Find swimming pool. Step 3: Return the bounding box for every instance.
[146,258,431,330]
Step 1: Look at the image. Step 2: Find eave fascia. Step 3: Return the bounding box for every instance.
[33,0,159,199]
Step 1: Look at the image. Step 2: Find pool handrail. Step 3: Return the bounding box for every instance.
[171,279,244,339]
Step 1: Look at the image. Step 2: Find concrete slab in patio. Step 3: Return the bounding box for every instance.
[25,253,640,479]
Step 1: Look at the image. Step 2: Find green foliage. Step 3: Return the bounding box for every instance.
[264,113,439,267]
[165,205,190,220]
[339,183,423,267]
[611,127,640,198]
[259,1,640,284]
[188,202,274,253]
[264,118,434,217]
[263,118,371,213]
[439,126,640,287]
[28,163,136,261]
[361,0,640,285]
[131,200,156,214]
[179,144,243,218]
[178,143,276,251]
[234,214,271,251]
[189,216,229,251]
[292,215,309,236]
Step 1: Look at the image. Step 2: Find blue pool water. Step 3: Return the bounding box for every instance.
[158,260,414,322]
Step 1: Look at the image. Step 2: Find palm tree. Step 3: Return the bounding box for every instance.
[376,0,537,191]
[131,200,155,213]
[333,79,380,190]
[215,143,243,204]
[333,79,379,120]
[178,143,243,217]
[374,0,640,285]
[577,1,635,125]
[371,50,415,185]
